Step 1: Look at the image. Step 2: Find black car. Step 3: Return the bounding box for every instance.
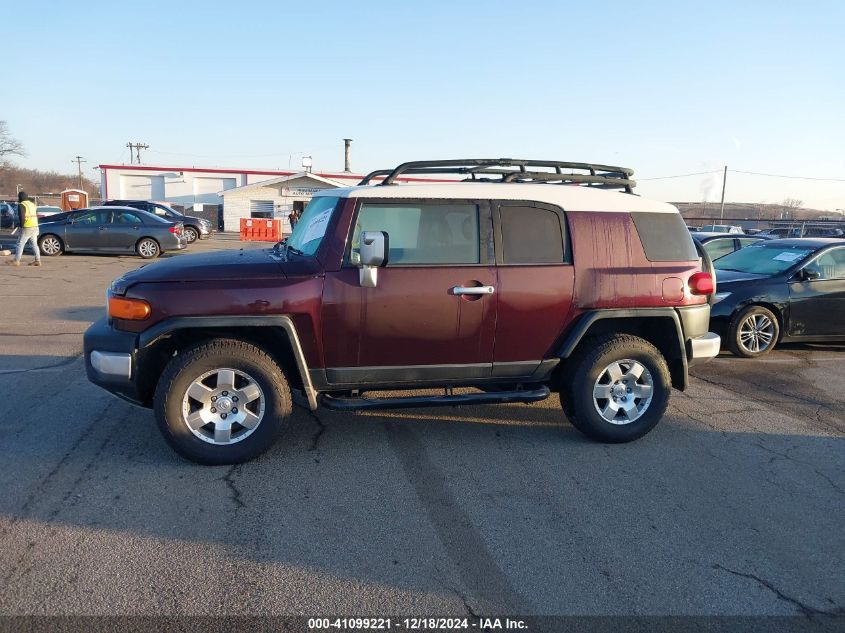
[37,206,187,259]
[102,200,212,243]
[710,238,845,357]
[693,232,770,261]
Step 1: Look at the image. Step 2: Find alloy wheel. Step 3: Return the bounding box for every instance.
[138,239,158,258]
[40,236,61,255]
[181,368,265,445]
[738,313,775,354]
[592,359,654,424]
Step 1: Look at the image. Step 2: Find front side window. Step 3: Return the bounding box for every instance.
[500,205,564,264]
[803,248,845,280]
[350,202,479,265]
[286,196,340,256]
[73,211,108,225]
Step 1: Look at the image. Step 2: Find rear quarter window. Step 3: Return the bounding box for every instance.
[631,212,699,262]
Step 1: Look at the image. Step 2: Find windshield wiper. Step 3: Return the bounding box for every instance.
[286,245,305,256]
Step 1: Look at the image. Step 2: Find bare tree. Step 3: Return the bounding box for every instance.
[780,197,803,220]
[0,121,25,161]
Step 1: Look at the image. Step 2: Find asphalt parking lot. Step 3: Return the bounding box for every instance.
[0,233,843,619]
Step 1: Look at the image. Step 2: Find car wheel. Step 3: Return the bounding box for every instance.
[154,339,292,465]
[136,237,160,259]
[38,234,64,256]
[729,305,779,358]
[561,334,671,443]
[184,226,199,243]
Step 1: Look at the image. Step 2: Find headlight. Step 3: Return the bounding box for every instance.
[712,292,731,304]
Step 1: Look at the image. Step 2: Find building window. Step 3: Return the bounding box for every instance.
[250,200,274,219]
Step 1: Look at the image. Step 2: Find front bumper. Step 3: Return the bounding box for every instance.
[84,317,144,405]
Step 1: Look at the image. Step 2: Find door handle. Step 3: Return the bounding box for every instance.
[451,285,495,295]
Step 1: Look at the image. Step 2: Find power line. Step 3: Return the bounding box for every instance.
[638,170,721,180]
[729,169,845,182]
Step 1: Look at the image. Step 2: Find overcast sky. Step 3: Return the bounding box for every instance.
[5,0,844,210]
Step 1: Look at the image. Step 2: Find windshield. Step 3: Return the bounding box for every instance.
[715,243,814,276]
[285,196,340,256]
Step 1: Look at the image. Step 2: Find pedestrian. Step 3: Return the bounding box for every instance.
[7,191,41,267]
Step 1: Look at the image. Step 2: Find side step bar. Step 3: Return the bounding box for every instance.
[319,386,550,411]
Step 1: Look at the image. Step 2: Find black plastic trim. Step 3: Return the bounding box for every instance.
[320,386,551,411]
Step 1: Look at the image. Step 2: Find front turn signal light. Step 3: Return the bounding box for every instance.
[108,296,151,320]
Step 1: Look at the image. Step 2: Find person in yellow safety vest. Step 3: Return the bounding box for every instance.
[8,190,41,267]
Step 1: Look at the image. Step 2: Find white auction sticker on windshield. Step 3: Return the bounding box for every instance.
[772,251,803,262]
[301,209,332,244]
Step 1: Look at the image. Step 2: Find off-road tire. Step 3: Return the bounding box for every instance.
[154,339,292,464]
[728,305,780,358]
[560,334,671,443]
[38,234,64,256]
[136,237,160,259]
[184,226,199,243]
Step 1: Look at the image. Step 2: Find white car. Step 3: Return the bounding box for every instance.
[699,224,743,234]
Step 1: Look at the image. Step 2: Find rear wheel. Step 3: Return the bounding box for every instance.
[154,339,292,464]
[729,305,779,357]
[38,234,63,256]
[137,237,160,259]
[560,334,671,443]
[184,226,199,243]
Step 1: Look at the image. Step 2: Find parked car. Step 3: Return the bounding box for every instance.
[37,206,187,258]
[699,224,743,234]
[693,232,770,261]
[36,205,64,219]
[102,200,212,243]
[0,202,17,228]
[710,238,845,357]
[84,158,720,464]
[758,226,845,239]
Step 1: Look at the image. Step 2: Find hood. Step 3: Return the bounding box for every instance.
[715,269,770,284]
[113,248,285,291]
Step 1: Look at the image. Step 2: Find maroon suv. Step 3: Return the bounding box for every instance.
[84,159,720,464]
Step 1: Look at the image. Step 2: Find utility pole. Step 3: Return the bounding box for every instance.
[718,165,728,222]
[126,142,149,164]
[72,156,87,189]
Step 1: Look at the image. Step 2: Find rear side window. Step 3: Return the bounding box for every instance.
[499,205,565,264]
[631,212,698,261]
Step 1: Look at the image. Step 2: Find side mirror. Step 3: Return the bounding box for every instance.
[359,231,388,288]
[800,267,821,281]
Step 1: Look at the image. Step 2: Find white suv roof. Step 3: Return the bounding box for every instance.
[316,183,678,215]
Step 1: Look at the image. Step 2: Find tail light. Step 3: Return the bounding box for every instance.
[688,271,715,295]
[108,295,151,320]
[169,225,182,235]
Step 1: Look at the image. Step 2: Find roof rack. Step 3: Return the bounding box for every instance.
[358,159,636,193]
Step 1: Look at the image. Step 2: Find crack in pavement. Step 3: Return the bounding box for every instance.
[712,563,844,618]
[221,464,245,509]
[752,441,845,496]
[295,401,326,453]
[0,354,83,375]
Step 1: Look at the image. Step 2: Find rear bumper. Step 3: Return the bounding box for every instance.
[676,304,720,365]
[688,332,721,363]
[84,317,145,405]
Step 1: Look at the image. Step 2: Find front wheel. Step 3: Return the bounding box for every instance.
[184,226,199,243]
[38,234,63,256]
[561,334,671,443]
[154,339,292,464]
[729,305,779,357]
[136,237,160,259]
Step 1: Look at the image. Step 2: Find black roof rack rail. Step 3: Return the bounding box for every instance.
[358,159,636,193]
